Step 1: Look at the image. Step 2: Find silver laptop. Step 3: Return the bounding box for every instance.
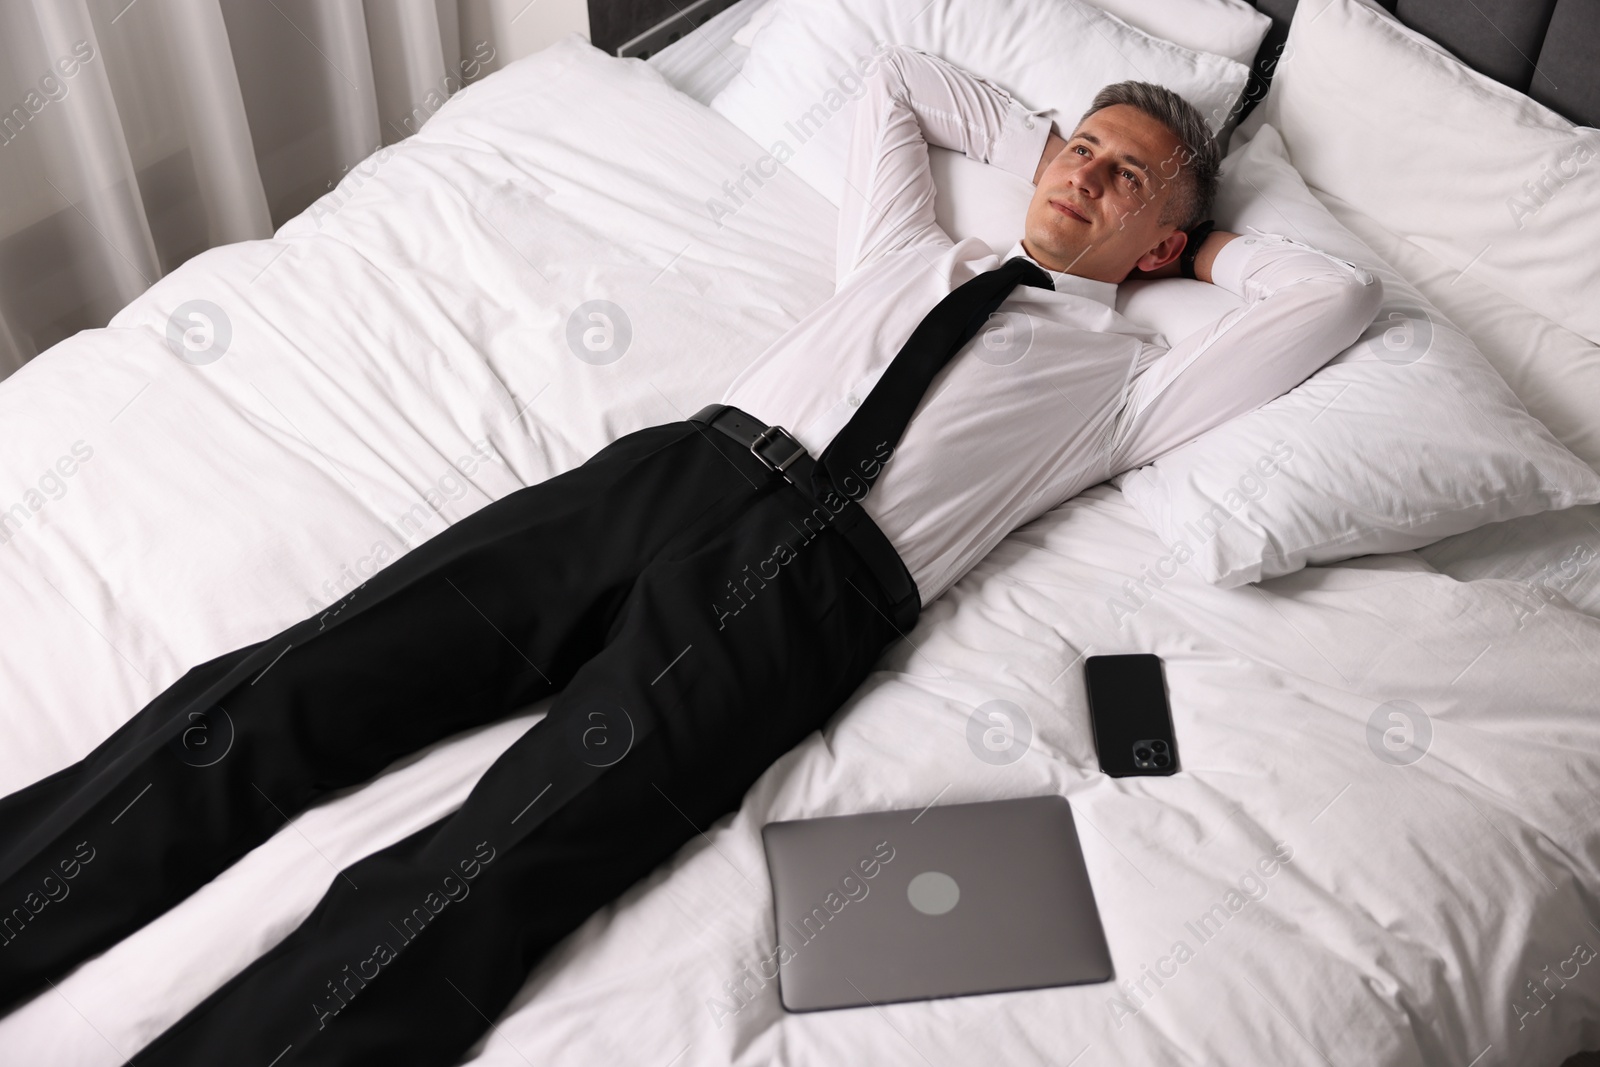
[760,794,1112,1012]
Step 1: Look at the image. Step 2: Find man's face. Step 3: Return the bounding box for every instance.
[1023,104,1189,283]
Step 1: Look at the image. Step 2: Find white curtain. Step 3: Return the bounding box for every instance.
[0,0,488,377]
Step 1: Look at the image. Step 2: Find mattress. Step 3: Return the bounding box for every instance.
[1,31,1597,1067]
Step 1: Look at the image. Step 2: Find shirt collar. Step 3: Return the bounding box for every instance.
[1004,240,1119,309]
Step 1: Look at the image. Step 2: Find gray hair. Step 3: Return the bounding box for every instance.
[1074,81,1219,230]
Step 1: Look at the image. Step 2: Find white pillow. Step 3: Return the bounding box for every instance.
[708,0,1250,207]
[1309,183,1600,474]
[921,0,1271,258]
[925,148,1034,260]
[1115,276,1241,342]
[1116,123,1600,588]
[730,0,777,48]
[1085,0,1270,67]
[1241,0,1600,345]
[733,0,1267,83]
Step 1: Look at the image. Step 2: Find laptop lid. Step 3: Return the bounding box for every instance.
[760,793,1112,1011]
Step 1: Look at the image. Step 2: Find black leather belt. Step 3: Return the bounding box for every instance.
[689,403,921,634]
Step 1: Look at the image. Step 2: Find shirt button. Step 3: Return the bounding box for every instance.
[1024,117,1035,129]
[847,392,861,407]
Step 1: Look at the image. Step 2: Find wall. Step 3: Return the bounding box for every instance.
[464,0,591,64]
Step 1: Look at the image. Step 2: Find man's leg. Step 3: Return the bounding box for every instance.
[133,467,903,1066]
[0,419,774,1007]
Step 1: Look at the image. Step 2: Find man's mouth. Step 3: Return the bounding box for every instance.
[1050,199,1089,224]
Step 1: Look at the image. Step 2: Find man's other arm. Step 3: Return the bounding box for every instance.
[1106,233,1385,474]
[836,45,1051,285]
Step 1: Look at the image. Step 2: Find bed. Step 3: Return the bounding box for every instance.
[1,0,1598,1063]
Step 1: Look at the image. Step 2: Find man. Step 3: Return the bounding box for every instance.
[0,45,1380,1064]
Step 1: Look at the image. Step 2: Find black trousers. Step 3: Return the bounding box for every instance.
[0,412,909,1065]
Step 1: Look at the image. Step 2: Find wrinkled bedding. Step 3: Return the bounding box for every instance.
[0,36,1596,1067]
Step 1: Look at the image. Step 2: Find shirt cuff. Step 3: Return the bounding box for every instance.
[1207,231,1270,296]
[989,101,1053,185]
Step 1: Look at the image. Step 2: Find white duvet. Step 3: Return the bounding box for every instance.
[1,35,1597,1067]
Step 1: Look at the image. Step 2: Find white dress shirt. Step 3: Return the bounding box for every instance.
[722,46,1383,605]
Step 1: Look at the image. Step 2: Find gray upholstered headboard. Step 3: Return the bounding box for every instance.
[1241,0,1600,128]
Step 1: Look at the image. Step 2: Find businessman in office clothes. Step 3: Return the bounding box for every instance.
[0,45,1380,1065]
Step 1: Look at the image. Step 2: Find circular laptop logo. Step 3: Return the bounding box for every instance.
[907,871,960,916]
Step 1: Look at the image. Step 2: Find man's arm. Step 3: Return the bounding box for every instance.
[1107,232,1384,473]
[836,46,1051,285]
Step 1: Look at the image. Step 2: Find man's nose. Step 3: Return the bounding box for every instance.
[1070,165,1104,198]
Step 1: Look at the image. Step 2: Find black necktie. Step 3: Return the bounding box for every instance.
[811,256,1055,504]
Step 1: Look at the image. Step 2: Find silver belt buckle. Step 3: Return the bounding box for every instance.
[750,424,805,474]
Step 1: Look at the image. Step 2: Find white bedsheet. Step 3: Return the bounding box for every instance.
[1,35,1598,1067]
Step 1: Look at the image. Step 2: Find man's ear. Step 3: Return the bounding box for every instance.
[1134,228,1187,274]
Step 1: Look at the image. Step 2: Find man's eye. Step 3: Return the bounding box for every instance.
[1074,145,1089,156]
[1122,170,1139,187]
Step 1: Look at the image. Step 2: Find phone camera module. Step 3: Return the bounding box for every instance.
[1132,739,1169,770]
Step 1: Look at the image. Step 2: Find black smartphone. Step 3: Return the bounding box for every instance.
[1084,653,1179,778]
